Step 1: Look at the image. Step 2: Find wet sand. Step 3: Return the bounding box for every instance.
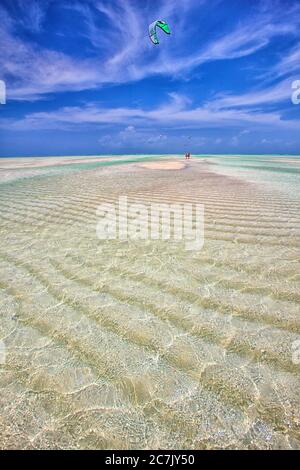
[137,161,186,170]
[0,155,300,449]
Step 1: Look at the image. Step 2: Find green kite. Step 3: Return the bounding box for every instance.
[149,20,171,45]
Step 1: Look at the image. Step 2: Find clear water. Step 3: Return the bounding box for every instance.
[0,155,299,449]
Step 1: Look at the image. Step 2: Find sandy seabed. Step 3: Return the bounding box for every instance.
[0,154,300,449]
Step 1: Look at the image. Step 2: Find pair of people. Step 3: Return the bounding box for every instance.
[185,152,191,160]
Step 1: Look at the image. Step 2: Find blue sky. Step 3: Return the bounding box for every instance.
[0,0,300,156]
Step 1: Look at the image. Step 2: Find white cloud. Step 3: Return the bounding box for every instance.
[1,0,300,101]
[271,44,300,79]
[210,78,294,109]
[2,84,300,133]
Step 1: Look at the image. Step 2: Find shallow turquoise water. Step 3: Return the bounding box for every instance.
[0,155,300,449]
